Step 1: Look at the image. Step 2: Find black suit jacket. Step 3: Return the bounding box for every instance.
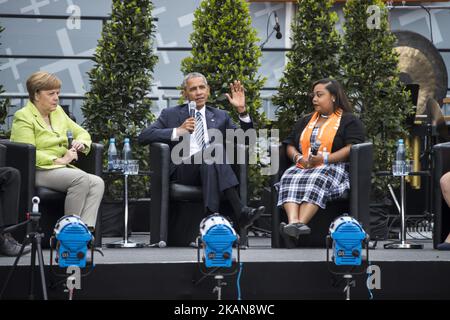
[138,103,253,173]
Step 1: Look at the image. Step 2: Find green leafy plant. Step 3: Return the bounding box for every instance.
[181,0,269,200]
[340,0,414,198]
[82,0,158,200]
[272,0,341,139]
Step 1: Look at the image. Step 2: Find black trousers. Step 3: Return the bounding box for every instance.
[171,146,239,213]
[0,167,21,227]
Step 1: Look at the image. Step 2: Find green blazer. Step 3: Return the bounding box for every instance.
[10,100,92,169]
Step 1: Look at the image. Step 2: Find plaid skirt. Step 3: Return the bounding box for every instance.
[277,163,350,209]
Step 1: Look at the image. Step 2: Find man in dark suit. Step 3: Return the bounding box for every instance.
[138,72,264,233]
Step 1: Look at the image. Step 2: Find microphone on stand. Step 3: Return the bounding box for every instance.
[260,11,283,49]
[274,12,282,39]
[188,100,196,118]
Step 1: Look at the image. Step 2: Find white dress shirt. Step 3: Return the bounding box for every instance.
[171,105,251,157]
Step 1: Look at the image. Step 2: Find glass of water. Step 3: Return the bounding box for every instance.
[113,159,124,172]
[404,160,413,174]
[124,160,139,175]
[392,160,413,176]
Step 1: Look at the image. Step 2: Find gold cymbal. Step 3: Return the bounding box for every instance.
[396,46,436,114]
[393,31,448,115]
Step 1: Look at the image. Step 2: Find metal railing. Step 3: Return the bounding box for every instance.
[0,92,279,131]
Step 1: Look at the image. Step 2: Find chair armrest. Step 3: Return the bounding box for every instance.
[234,144,248,206]
[149,142,170,245]
[0,144,6,167]
[432,142,450,247]
[77,143,104,177]
[269,143,291,248]
[0,140,36,215]
[349,142,373,233]
[433,142,450,180]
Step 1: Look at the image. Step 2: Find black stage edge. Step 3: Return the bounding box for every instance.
[1,260,450,300]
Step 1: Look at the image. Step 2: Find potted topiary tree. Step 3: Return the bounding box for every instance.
[82,0,158,235]
[340,0,414,199]
[272,0,341,139]
[0,23,11,138]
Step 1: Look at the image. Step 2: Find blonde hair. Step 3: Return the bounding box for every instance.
[26,71,61,102]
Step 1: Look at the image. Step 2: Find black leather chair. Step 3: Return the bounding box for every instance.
[432,142,450,248]
[270,142,373,248]
[148,142,248,247]
[0,140,104,248]
[0,144,5,167]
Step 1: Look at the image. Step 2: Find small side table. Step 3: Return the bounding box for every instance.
[104,170,148,248]
[378,169,424,249]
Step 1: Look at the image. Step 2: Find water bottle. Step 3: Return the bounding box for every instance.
[395,139,406,175]
[122,138,132,173]
[122,138,132,161]
[108,138,118,171]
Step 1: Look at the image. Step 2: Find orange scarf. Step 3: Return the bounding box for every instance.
[297,108,343,168]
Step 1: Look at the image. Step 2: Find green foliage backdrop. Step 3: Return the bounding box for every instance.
[340,0,414,198]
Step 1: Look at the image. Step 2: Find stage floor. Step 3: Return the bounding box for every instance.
[2,233,450,299]
[1,233,449,265]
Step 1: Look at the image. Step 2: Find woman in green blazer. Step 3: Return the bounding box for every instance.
[10,71,104,229]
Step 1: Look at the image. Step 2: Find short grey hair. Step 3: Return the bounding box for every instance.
[181,72,208,90]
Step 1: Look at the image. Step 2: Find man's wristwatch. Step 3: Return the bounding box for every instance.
[238,110,249,117]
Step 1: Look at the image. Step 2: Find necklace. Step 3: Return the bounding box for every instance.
[320,113,330,119]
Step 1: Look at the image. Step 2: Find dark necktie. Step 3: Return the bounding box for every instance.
[194,111,206,149]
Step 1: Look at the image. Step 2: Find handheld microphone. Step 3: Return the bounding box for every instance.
[274,12,282,39]
[310,140,321,156]
[67,130,77,163]
[188,101,196,118]
[67,130,73,149]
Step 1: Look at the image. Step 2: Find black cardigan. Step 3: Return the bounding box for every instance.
[283,112,366,153]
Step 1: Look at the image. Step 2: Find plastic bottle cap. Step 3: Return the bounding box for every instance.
[110,138,115,143]
[124,138,130,143]
[398,139,403,144]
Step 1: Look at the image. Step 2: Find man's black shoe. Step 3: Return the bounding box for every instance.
[0,233,31,257]
[239,206,265,230]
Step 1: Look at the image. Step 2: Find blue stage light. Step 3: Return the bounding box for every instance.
[199,214,237,268]
[53,215,92,268]
[329,215,367,266]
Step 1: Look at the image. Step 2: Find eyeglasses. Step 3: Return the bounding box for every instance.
[308,91,327,99]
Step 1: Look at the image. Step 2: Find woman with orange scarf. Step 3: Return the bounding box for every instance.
[277,79,365,246]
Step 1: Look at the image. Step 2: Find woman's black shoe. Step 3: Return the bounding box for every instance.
[283,222,311,239]
[279,222,297,249]
[295,222,311,235]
